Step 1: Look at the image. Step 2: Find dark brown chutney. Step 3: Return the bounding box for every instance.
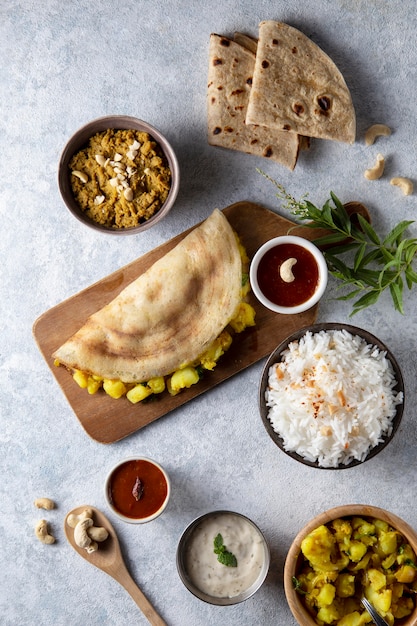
[256,243,319,307]
[108,459,168,519]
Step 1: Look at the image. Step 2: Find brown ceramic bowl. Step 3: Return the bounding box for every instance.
[58,115,180,234]
[284,504,417,626]
[259,323,404,469]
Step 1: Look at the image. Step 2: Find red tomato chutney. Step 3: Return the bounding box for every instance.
[256,243,319,307]
[108,459,168,520]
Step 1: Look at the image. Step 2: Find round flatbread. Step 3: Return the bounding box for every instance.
[246,21,356,144]
[207,33,300,170]
[53,210,242,382]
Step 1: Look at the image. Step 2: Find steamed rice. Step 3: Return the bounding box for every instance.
[265,329,403,468]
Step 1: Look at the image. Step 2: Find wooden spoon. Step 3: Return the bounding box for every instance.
[64,505,167,626]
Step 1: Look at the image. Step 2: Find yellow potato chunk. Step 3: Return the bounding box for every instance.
[147,377,165,394]
[395,564,416,584]
[73,369,89,389]
[336,573,355,598]
[317,583,336,607]
[199,331,232,371]
[87,376,102,394]
[367,568,386,591]
[316,604,340,624]
[103,379,127,399]
[169,366,199,394]
[301,525,339,572]
[126,383,153,404]
[229,302,256,333]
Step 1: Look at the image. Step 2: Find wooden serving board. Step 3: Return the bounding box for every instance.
[33,201,320,444]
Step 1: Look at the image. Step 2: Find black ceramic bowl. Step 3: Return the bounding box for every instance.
[259,323,404,469]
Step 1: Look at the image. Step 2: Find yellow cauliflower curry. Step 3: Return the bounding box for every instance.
[294,516,417,625]
[55,237,256,404]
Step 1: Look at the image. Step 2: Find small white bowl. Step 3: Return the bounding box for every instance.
[249,235,328,314]
[104,456,170,524]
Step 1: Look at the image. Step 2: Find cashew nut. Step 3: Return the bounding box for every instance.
[280,257,297,283]
[87,526,109,542]
[72,170,88,183]
[34,497,55,510]
[365,124,391,146]
[390,177,414,196]
[73,517,98,553]
[66,508,108,552]
[35,519,56,545]
[66,508,94,528]
[364,153,385,180]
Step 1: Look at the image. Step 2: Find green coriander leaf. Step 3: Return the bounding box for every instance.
[213,533,237,567]
[292,576,307,595]
[213,533,224,553]
[217,550,238,567]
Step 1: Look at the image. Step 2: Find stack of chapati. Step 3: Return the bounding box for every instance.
[207,21,356,170]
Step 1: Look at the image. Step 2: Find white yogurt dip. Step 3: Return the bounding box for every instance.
[183,512,267,598]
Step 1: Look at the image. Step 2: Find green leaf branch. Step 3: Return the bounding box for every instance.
[259,170,417,315]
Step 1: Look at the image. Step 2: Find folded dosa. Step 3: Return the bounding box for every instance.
[207,33,300,170]
[53,209,242,383]
[246,21,356,144]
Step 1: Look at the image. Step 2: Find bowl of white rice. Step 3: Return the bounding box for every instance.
[259,323,404,469]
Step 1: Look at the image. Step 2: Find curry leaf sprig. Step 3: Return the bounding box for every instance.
[259,170,417,315]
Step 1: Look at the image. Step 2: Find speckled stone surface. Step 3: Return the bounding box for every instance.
[2,1,417,625]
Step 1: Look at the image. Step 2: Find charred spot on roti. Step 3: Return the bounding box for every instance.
[292,103,305,116]
[263,146,273,157]
[272,38,279,45]
[213,127,222,135]
[231,88,245,96]
[220,37,230,47]
[317,95,331,111]
[213,58,223,66]
[246,77,253,85]
[224,126,234,133]
[261,60,270,69]
[292,46,298,54]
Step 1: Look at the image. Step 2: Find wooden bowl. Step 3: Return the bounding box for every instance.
[284,504,417,626]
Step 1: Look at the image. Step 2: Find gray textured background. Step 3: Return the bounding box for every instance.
[2,1,417,624]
